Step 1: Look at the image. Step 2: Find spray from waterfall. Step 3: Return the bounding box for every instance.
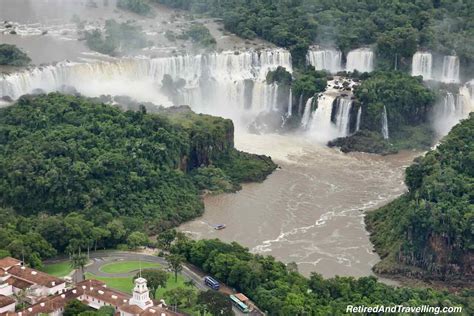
[381,106,389,139]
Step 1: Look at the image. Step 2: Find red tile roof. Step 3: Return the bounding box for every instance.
[2,278,184,316]
[8,266,64,288]
[0,295,15,308]
[120,304,144,314]
[13,288,82,316]
[6,276,34,290]
[140,307,182,316]
[0,258,21,270]
[77,279,130,306]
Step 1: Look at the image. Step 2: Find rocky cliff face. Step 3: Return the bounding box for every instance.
[158,105,235,170]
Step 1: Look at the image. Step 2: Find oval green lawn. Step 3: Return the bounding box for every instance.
[99,261,161,274]
[40,261,73,277]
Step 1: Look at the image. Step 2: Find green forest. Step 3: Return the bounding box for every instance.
[0,93,276,267]
[366,113,473,282]
[157,0,473,75]
[169,237,472,315]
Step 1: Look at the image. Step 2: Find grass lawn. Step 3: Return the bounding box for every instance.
[85,271,188,296]
[85,273,134,293]
[99,261,162,274]
[155,274,188,298]
[40,261,72,277]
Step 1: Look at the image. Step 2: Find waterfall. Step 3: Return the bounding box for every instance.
[355,107,362,132]
[0,49,292,125]
[441,56,460,83]
[412,52,432,80]
[287,89,293,117]
[381,106,389,139]
[308,94,336,142]
[346,48,374,73]
[306,48,342,73]
[433,89,474,137]
[251,83,279,113]
[307,95,353,142]
[301,97,313,128]
[333,98,353,135]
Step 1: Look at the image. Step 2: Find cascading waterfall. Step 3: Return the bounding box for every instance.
[412,52,433,80]
[306,48,342,73]
[287,89,293,117]
[346,48,374,73]
[441,56,460,83]
[308,94,336,142]
[0,49,292,125]
[301,97,314,128]
[381,106,389,139]
[301,76,359,142]
[433,89,474,137]
[355,107,362,132]
[307,95,354,143]
[333,98,353,135]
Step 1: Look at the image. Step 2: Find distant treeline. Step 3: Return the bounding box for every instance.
[157,0,474,75]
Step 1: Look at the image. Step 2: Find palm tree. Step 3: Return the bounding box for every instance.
[70,252,88,282]
[14,289,30,309]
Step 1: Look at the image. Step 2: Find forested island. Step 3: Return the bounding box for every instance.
[366,113,473,284]
[0,93,276,267]
[0,44,31,66]
[328,71,437,154]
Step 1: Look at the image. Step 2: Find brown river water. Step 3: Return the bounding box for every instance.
[180,133,420,280]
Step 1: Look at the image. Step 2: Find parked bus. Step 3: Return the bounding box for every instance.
[204,276,220,290]
[230,295,250,313]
